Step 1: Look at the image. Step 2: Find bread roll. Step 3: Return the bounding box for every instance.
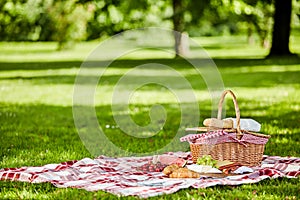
[163,164,179,175]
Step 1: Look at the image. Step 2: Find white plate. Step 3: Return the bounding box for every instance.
[187,164,222,173]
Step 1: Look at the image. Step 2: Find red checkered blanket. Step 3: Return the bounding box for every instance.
[1,152,299,198]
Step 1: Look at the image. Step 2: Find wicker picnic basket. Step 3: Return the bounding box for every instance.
[181,90,270,166]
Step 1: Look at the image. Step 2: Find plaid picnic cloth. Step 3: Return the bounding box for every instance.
[1,152,299,198]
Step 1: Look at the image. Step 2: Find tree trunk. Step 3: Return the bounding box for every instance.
[268,0,293,56]
[172,0,189,57]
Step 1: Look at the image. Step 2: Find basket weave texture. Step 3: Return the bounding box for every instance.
[182,90,270,166]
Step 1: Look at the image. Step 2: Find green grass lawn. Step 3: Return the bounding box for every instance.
[0,34,299,199]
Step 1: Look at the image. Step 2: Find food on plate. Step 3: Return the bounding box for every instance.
[171,158,187,167]
[221,165,240,174]
[169,168,200,178]
[216,160,234,168]
[203,118,233,129]
[153,155,187,167]
[187,164,222,174]
[196,155,217,168]
[137,155,188,173]
[163,164,200,178]
[216,160,242,174]
[137,161,167,172]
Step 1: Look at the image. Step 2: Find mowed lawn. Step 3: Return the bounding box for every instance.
[0,34,299,199]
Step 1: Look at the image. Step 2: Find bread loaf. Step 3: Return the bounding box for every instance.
[169,168,200,178]
[203,118,233,129]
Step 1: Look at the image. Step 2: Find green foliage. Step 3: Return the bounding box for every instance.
[86,0,172,40]
[0,0,93,49]
[47,0,93,50]
[0,0,299,51]
[0,0,42,41]
[185,0,274,40]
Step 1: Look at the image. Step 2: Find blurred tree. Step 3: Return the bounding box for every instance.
[0,0,42,41]
[0,0,299,56]
[0,0,93,49]
[269,0,294,56]
[185,0,238,37]
[172,0,187,56]
[86,0,171,40]
[47,0,93,50]
[235,0,273,48]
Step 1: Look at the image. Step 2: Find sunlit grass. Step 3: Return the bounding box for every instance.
[0,41,98,62]
[194,35,269,58]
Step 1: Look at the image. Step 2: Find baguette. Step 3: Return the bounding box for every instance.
[203,118,233,129]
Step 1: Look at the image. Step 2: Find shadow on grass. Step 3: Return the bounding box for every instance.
[0,66,298,89]
[0,56,299,71]
[0,56,299,89]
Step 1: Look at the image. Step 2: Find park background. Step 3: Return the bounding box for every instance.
[0,0,300,199]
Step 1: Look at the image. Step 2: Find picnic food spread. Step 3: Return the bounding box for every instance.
[138,152,254,178]
[158,155,249,178]
[2,152,299,199]
[181,90,270,166]
[153,90,271,178]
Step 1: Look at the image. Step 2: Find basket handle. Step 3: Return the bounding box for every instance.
[217,90,241,134]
